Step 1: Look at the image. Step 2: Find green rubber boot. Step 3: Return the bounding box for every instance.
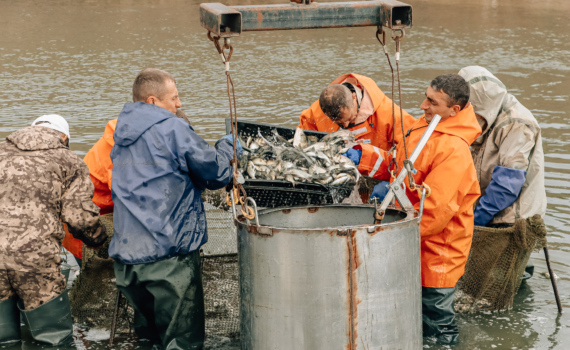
[0,296,21,344]
[18,291,73,346]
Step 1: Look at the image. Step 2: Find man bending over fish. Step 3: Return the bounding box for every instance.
[345,74,482,345]
[298,73,411,150]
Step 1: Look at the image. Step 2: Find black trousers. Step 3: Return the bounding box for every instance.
[114,251,205,350]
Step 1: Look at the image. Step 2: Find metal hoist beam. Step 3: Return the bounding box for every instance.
[200,0,412,37]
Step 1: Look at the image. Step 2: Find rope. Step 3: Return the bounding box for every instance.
[376,27,399,175]
[392,29,408,162]
[208,32,254,218]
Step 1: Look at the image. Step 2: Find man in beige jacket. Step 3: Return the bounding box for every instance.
[458,66,547,277]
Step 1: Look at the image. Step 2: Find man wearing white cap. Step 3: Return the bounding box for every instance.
[0,115,107,346]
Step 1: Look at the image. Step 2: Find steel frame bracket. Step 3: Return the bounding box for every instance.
[200,0,412,37]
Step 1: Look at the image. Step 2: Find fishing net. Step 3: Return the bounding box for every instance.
[455,214,547,313]
[69,189,241,339]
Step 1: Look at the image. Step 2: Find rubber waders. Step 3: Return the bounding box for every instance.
[18,290,74,346]
[0,296,21,344]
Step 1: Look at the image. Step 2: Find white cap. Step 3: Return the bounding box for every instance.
[31,114,70,141]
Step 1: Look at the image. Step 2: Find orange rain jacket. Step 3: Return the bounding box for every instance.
[298,73,412,151]
[355,105,482,288]
[62,119,117,259]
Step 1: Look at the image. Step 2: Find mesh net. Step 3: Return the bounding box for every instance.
[69,189,240,339]
[455,214,547,313]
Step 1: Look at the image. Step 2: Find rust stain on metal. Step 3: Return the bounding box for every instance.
[307,207,319,213]
[282,209,292,214]
[368,217,418,237]
[256,10,263,24]
[345,229,358,350]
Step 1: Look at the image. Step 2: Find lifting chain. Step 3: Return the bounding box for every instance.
[208,32,256,220]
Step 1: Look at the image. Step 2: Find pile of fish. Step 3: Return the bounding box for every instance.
[239,128,360,187]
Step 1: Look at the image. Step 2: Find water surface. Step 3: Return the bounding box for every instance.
[1,0,569,349]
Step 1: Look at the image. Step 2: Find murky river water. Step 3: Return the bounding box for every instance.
[1,0,569,349]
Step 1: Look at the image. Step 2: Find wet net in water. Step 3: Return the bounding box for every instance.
[456,214,548,313]
[69,189,241,339]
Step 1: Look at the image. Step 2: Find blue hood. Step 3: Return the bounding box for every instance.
[113,102,175,147]
[109,102,234,265]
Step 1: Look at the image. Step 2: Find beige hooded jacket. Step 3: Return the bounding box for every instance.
[458,66,546,224]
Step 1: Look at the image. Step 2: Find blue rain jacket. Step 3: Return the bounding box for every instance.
[474,166,526,227]
[109,102,234,265]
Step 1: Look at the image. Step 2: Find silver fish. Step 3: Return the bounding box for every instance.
[331,174,351,186]
[316,151,333,167]
[284,168,312,181]
[252,158,267,166]
[247,161,257,179]
[303,142,329,153]
[293,128,308,149]
[249,142,261,152]
[285,174,296,186]
[309,164,327,175]
[318,175,334,185]
[246,136,253,148]
[333,154,355,167]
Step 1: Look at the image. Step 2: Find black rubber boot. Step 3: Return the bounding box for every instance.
[422,287,460,345]
[18,291,74,346]
[0,296,21,344]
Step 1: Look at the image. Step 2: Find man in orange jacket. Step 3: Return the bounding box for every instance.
[298,73,411,151]
[346,74,482,345]
[62,119,117,267]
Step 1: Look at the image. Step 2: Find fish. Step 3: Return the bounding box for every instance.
[321,129,353,143]
[293,128,308,149]
[239,128,363,190]
[318,175,334,185]
[284,168,312,181]
[333,154,355,167]
[331,174,351,186]
[303,142,329,153]
[249,141,261,152]
[316,151,333,167]
[252,158,267,166]
[285,174,296,186]
[309,164,327,175]
[246,136,253,148]
[247,161,257,179]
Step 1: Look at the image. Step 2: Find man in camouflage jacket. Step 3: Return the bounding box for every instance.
[0,118,107,345]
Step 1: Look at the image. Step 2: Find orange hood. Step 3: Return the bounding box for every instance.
[103,119,117,147]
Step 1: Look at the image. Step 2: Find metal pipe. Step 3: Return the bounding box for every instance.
[408,114,441,164]
[200,0,412,37]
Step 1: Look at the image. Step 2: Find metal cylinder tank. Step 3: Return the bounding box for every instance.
[237,204,422,350]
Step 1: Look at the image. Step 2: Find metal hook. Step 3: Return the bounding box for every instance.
[391,29,405,41]
[242,197,260,226]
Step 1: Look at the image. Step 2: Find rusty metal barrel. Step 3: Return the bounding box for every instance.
[236,204,422,349]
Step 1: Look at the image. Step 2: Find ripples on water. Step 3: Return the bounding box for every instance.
[1,0,569,349]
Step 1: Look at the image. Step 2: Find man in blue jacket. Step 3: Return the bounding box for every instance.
[109,68,239,350]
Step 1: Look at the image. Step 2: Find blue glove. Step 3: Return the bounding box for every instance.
[343,149,362,166]
[474,166,526,226]
[220,134,243,157]
[370,181,390,201]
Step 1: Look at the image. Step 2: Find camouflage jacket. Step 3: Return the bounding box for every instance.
[0,126,107,273]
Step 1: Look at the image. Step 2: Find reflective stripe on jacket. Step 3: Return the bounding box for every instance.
[109,102,233,265]
[355,105,482,288]
[298,73,412,150]
[459,66,546,224]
